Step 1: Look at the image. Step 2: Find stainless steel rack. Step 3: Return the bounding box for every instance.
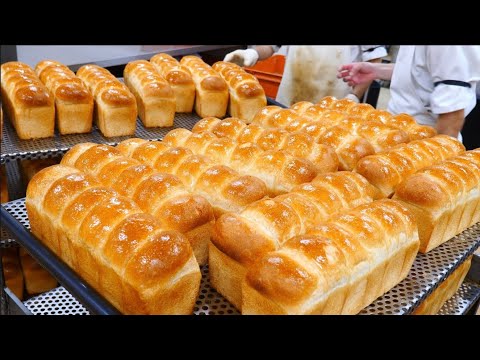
[2,198,479,315]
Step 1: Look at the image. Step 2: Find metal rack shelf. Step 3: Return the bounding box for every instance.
[2,198,479,315]
[438,280,480,315]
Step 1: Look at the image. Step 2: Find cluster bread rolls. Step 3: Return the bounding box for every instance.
[77,64,137,137]
[35,60,93,135]
[212,61,266,122]
[210,171,379,309]
[356,135,466,198]
[150,53,195,113]
[163,128,317,196]
[1,61,55,139]
[192,117,339,173]
[393,149,480,252]
[116,138,268,217]
[61,143,215,265]
[19,248,58,295]
[242,199,420,314]
[180,56,228,118]
[25,164,201,314]
[124,60,175,128]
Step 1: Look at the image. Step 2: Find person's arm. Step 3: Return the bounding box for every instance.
[224,45,277,67]
[436,109,465,138]
[337,62,395,86]
[252,46,276,61]
[351,58,383,99]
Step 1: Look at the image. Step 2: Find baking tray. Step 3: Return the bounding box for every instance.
[438,279,480,315]
[2,198,479,315]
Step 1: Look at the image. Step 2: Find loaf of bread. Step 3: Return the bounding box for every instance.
[1,61,55,139]
[212,61,266,122]
[20,158,61,185]
[163,128,318,196]
[192,117,339,173]
[413,256,472,315]
[150,53,196,113]
[1,248,24,300]
[61,143,215,265]
[180,56,228,118]
[211,171,379,309]
[356,135,466,198]
[35,60,93,135]
[393,149,480,252]
[116,138,267,217]
[19,248,58,295]
[124,60,175,128]
[76,64,137,137]
[242,199,420,314]
[1,165,8,203]
[26,164,201,314]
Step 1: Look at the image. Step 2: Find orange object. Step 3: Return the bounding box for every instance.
[244,55,285,99]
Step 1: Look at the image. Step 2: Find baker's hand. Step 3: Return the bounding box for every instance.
[337,62,377,86]
[224,49,259,67]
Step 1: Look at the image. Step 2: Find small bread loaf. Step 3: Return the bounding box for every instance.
[61,143,215,265]
[77,64,137,137]
[19,248,58,295]
[150,53,195,112]
[212,61,266,122]
[124,60,175,127]
[1,248,24,300]
[242,199,419,314]
[1,61,55,139]
[210,171,378,309]
[356,135,466,198]
[180,56,228,118]
[26,164,201,314]
[393,149,480,252]
[116,138,268,217]
[35,60,93,135]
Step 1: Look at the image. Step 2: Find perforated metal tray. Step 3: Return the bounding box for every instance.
[438,280,480,315]
[1,112,202,164]
[0,226,18,248]
[2,198,480,315]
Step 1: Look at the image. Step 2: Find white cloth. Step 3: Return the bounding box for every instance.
[388,46,480,141]
[275,46,386,106]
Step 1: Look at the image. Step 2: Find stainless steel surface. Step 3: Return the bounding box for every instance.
[3,198,479,315]
[438,280,480,315]
[1,112,202,164]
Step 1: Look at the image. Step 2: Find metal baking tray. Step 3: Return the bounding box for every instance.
[438,280,480,315]
[1,198,479,315]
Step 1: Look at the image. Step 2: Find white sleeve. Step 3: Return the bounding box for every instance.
[427,45,480,114]
[359,45,388,61]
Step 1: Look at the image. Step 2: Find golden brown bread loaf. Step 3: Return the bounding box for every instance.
[61,143,215,265]
[25,164,201,314]
[20,158,61,185]
[150,53,196,113]
[180,56,229,118]
[356,135,466,198]
[210,171,379,309]
[116,138,268,217]
[1,61,55,139]
[413,256,472,315]
[1,165,8,204]
[124,60,175,128]
[19,248,58,295]
[1,248,24,300]
[212,61,267,122]
[192,117,339,173]
[393,149,480,252]
[35,60,93,135]
[242,199,420,314]
[76,64,137,137]
[163,128,318,196]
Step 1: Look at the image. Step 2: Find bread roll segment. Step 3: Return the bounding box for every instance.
[25,164,201,314]
[19,248,58,295]
[35,60,93,135]
[124,60,175,128]
[180,56,228,118]
[212,61,267,122]
[1,61,55,139]
[242,199,420,314]
[393,149,480,252]
[77,64,137,137]
[150,53,196,113]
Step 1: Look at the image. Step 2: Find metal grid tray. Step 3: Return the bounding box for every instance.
[2,198,479,315]
[1,112,202,164]
[1,226,18,248]
[438,280,480,315]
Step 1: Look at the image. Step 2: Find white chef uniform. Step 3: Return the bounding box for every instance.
[274,45,387,106]
[388,46,480,141]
